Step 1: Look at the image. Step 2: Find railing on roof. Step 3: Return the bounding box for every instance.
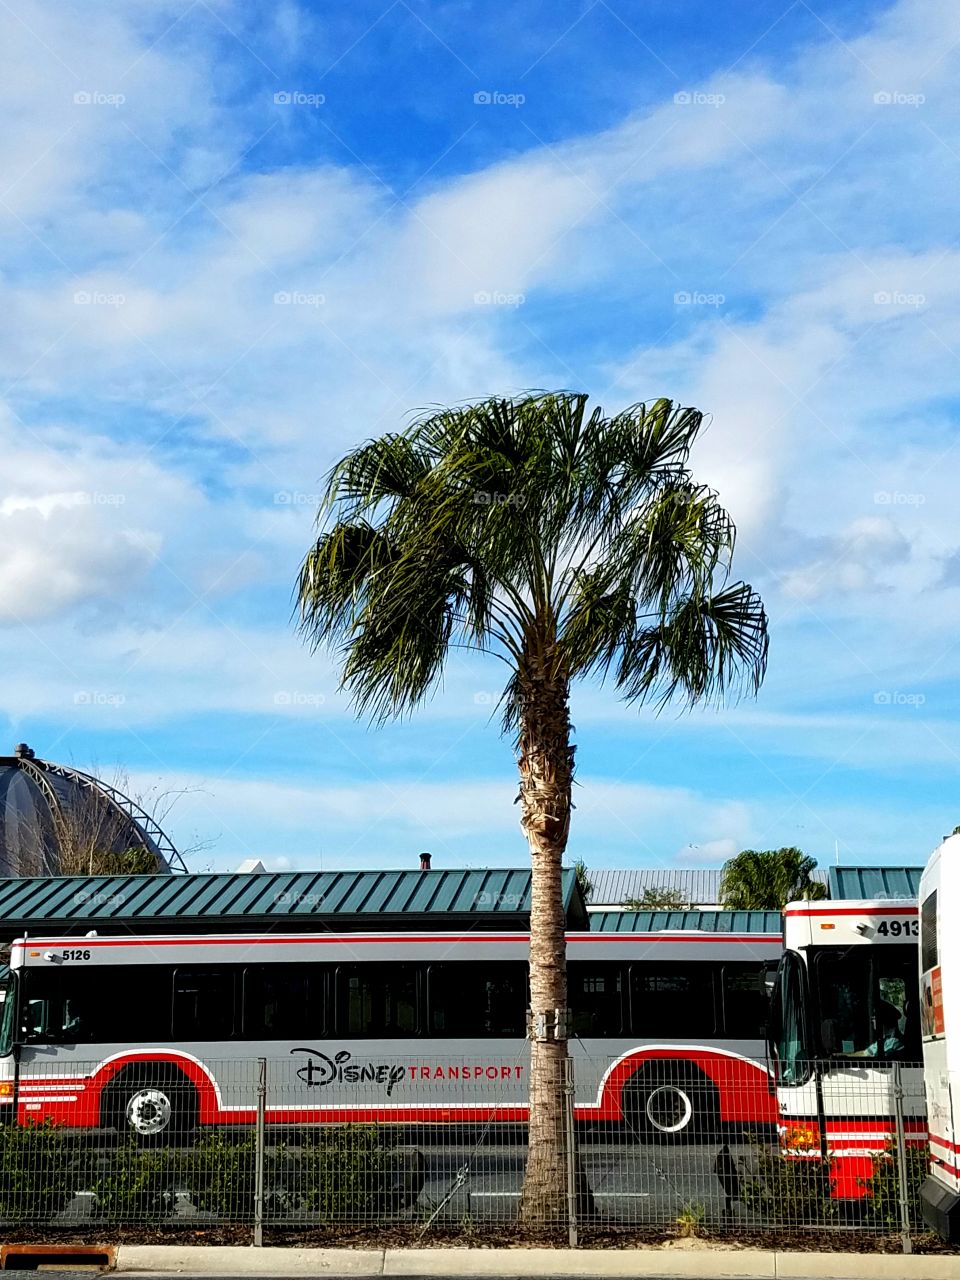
[16,757,189,874]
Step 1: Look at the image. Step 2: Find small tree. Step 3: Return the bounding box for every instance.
[572,859,593,903]
[623,886,693,910]
[719,848,827,910]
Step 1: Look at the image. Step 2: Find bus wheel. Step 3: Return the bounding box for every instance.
[624,1067,717,1142]
[105,1067,197,1146]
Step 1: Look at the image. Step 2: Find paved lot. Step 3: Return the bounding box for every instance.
[418,1134,763,1228]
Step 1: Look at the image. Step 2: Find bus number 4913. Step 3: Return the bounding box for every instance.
[875,920,918,938]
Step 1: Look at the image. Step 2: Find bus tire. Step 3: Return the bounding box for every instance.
[623,1065,718,1142]
[104,1065,197,1146]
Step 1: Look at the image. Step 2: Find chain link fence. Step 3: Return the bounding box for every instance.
[0,1054,936,1249]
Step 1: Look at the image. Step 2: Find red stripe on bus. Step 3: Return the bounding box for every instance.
[783,906,917,918]
[14,933,782,949]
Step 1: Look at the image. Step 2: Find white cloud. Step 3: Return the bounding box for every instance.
[781,516,913,601]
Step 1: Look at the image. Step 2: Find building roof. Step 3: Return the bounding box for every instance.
[0,867,587,934]
[828,866,923,901]
[587,866,830,909]
[587,868,725,907]
[589,909,782,934]
[0,744,185,877]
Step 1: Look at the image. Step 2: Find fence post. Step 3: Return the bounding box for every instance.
[891,1061,913,1255]
[564,1056,578,1249]
[253,1058,266,1248]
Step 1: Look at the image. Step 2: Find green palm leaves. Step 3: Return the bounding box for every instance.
[296,391,768,725]
[719,848,828,910]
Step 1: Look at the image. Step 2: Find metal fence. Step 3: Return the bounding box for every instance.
[0,1055,936,1249]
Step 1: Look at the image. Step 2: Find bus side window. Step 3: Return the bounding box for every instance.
[172,968,236,1040]
[337,964,420,1037]
[721,963,767,1039]
[568,963,623,1037]
[242,965,324,1039]
[628,963,716,1038]
[428,963,525,1037]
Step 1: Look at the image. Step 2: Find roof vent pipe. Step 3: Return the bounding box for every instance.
[419,852,431,871]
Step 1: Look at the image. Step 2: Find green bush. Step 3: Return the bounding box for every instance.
[0,1122,107,1223]
[737,1136,835,1224]
[859,1140,928,1231]
[0,1123,409,1225]
[269,1126,390,1222]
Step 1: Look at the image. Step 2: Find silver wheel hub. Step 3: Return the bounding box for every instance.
[125,1087,173,1136]
[645,1083,694,1133]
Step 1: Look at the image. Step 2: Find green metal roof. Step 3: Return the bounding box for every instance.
[828,866,923,901]
[589,909,782,934]
[0,868,587,934]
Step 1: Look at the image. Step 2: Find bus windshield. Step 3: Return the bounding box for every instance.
[0,966,14,1057]
[811,944,921,1061]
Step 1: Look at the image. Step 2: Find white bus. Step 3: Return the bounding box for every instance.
[767,897,925,1199]
[0,909,781,1143]
[919,834,960,1241]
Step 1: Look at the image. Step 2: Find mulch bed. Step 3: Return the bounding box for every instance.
[1,1223,957,1253]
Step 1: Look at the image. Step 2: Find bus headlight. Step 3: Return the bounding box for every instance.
[780,1121,820,1152]
[0,1082,13,1102]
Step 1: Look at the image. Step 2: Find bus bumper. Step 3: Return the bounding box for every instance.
[921,1175,960,1243]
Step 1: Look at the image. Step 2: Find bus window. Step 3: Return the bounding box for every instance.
[0,969,13,1057]
[173,968,236,1040]
[721,963,767,1039]
[771,952,809,1084]
[921,890,938,974]
[428,963,526,1036]
[629,963,716,1038]
[814,948,920,1061]
[568,963,623,1036]
[338,964,419,1037]
[243,965,324,1039]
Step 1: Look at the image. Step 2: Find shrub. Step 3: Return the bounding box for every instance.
[859,1140,927,1231]
[0,1123,417,1226]
[737,1137,835,1224]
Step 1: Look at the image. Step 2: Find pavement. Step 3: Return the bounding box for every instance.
[99,1245,959,1278]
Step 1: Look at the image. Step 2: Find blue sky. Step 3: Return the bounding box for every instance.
[2,0,959,874]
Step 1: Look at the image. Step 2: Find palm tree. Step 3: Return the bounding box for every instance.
[296,391,768,1225]
[718,847,827,910]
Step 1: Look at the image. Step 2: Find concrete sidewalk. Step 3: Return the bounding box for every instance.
[114,1244,960,1278]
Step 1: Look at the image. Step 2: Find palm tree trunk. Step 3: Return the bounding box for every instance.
[516,641,576,1228]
